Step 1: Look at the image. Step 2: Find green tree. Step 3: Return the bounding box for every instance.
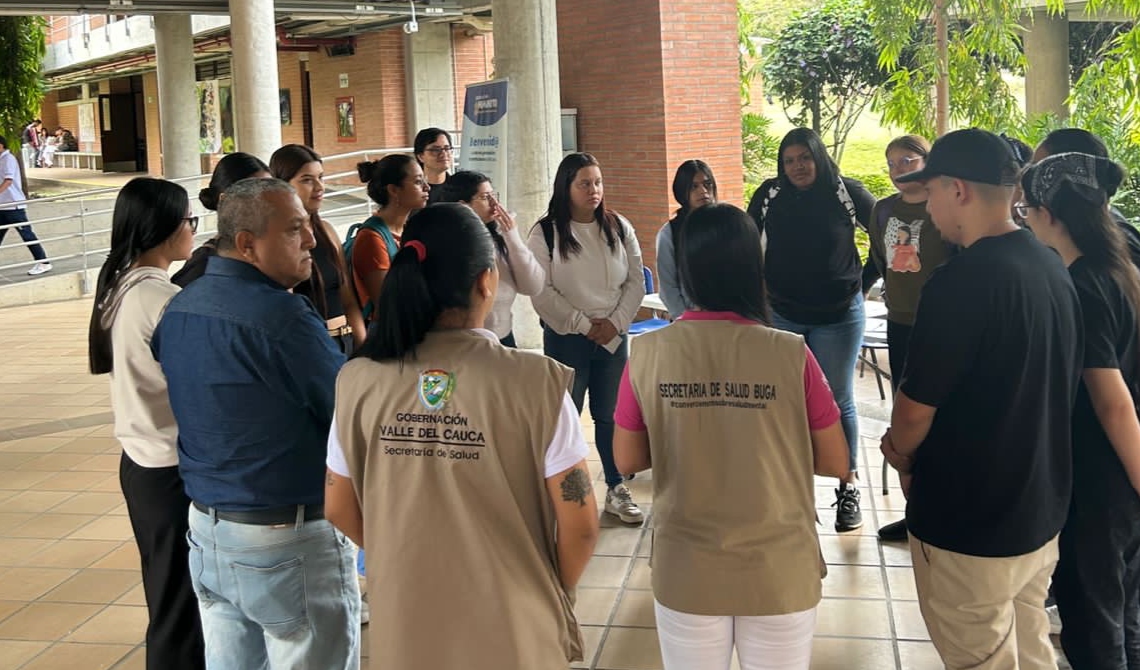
[0,16,46,181]
[761,0,889,163]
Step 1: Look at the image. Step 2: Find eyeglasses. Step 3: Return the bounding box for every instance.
[1013,202,1029,219]
[888,156,923,171]
[425,146,453,156]
[183,216,199,233]
[474,191,500,203]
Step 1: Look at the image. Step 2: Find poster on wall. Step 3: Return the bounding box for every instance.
[280,90,292,126]
[77,103,96,144]
[197,80,222,154]
[336,97,355,141]
[459,79,508,204]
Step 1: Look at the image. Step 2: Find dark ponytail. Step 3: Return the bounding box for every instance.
[357,154,416,207]
[355,203,496,362]
[89,178,190,374]
[198,152,269,211]
[429,170,509,261]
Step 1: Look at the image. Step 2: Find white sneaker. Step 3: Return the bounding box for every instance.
[1047,604,1062,635]
[604,483,644,524]
[26,262,51,276]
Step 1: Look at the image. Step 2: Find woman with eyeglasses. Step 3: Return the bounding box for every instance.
[171,152,271,287]
[430,170,544,347]
[1019,152,1140,670]
[351,154,431,320]
[656,160,718,319]
[271,144,366,353]
[88,177,204,670]
[414,127,454,196]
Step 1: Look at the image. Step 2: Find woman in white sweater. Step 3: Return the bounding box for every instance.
[429,170,544,346]
[528,152,646,524]
[88,177,203,670]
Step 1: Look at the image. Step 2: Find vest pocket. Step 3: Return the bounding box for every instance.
[232,556,310,638]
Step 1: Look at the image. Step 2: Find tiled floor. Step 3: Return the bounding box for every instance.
[0,298,1050,669]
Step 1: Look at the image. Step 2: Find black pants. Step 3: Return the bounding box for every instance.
[886,319,912,394]
[0,209,47,261]
[1055,466,1140,670]
[119,453,205,670]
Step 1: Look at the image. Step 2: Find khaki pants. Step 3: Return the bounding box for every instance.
[909,535,1059,670]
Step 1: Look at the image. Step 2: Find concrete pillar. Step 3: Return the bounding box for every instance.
[1024,9,1070,119]
[153,14,199,179]
[229,0,282,161]
[493,0,563,349]
[405,23,458,136]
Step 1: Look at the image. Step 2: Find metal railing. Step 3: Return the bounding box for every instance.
[0,146,413,292]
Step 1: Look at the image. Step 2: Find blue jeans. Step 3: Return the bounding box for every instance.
[187,506,360,670]
[0,209,47,261]
[544,329,627,488]
[771,293,865,473]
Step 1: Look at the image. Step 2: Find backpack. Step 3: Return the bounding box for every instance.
[538,215,627,260]
[755,177,861,252]
[343,215,399,322]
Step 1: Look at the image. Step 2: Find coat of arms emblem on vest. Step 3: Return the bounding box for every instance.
[418,369,456,411]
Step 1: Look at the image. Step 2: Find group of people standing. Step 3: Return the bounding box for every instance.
[22,118,78,168]
[83,118,1140,670]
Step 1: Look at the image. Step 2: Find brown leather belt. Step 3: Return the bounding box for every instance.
[192,501,325,525]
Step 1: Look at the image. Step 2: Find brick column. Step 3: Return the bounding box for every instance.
[556,0,743,273]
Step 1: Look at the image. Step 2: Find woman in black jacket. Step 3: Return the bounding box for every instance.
[746,127,876,532]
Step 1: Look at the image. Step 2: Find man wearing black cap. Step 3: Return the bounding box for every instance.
[880,128,1082,669]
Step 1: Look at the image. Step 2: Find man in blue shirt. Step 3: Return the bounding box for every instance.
[154,178,359,669]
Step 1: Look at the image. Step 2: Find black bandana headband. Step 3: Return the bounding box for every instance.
[1030,152,1113,206]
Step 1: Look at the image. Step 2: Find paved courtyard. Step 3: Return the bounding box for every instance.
[0,296,1034,669]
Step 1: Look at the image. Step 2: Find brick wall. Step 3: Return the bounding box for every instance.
[556,0,742,275]
[451,25,495,130]
[40,92,60,131]
[277,53,306,148]
[142,71,162,176]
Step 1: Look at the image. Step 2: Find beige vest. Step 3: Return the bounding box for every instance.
[629,319,824,615]
[336,329,582,669]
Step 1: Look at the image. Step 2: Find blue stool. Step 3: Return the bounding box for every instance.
[357,548,366,577]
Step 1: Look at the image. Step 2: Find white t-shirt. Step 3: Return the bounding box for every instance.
[326,330,589,479]
[0,150,27,209]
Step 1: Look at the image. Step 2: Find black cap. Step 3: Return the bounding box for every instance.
[895,128,1021,186]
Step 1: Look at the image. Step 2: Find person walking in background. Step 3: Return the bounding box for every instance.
[746,127,876,531]
[430,170,544,347]
[171,152,270,287]
[881,129,1082,670]
[615,203,848,670]
[271,144,366,352]
[154,178,360,669]
[87,178,204,670]
[656,160,718,319]
[413,127,453,197]
[0,136,51,276]
[865,135,956,543]
[349,155,429,321]
[529,152,646,526]
[325,204,598,669]
[1020,152,1140,670]
[22,119,42,167]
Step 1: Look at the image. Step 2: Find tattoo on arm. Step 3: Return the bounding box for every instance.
[560,468,591,507]
[326,471,335,487]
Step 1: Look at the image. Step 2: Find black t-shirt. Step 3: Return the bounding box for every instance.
[1070,257,1140,500]
[901,228,1082,557]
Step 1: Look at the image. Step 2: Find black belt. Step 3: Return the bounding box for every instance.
[192,501,325,525]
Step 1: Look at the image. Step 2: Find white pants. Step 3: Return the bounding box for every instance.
[654,599,817,670]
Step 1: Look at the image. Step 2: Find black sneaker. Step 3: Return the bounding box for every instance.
[877,519,907,542]
[833,483,863,531]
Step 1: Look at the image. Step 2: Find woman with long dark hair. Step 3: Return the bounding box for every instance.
[271,144,366,352]
[171,152,269,287]
[1020,153,1140,669]
[527,152,647,525]
[414,127,453,195]
[88,177,204,670]
[349,154,430,320]
[323,204,599,669]
[430,170,544,346]
[746,127,876,531]
[656,160,718,319]
[614,203,847,669]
